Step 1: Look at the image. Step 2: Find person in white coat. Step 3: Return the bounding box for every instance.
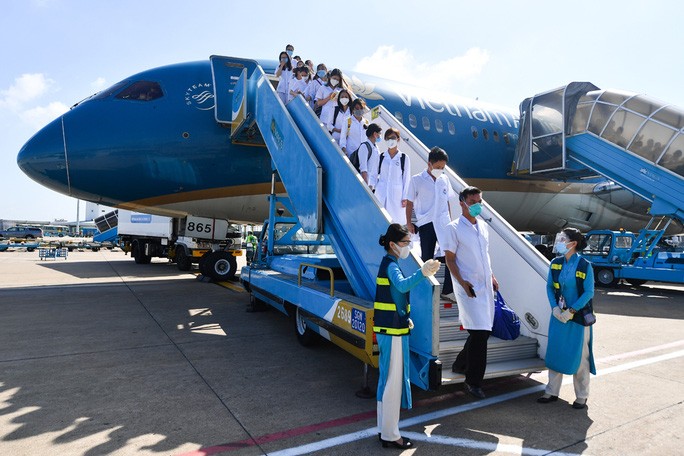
[373,127,411,224]
[317,68,343,125]
[326,89,352,144]
[405,147,455,297]
[275,51,293,104]
[444,186,499,399]
[339,98,369,157]
[307,63,328,112]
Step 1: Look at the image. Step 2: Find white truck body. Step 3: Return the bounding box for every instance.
[117,210,173,240]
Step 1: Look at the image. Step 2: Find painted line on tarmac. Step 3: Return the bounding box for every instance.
[266,348,684,456]
[596,339,684,364]
[400,431,585,456]
[174,410,376,456]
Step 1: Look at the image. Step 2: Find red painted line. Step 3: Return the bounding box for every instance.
[174,410,377,456]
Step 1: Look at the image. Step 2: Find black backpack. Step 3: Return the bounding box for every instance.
[349,141,373,173]
[377,152,406,176]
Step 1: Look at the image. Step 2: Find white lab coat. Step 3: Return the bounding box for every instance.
[276,68,292,104]
[306,78,324,109]
[340,115,368,155]
[443,215,495,330]
[432,175,456,256]
[317,86,340,125]
[373,151,411,225]
[327,107,351,144]
[288,77,308,103]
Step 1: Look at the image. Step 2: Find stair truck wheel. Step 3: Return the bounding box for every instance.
[175,245,192,271]
[206,251,237,281]
[294,306,319,347]
[596,268,618,287]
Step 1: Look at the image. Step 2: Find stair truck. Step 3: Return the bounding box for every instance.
[214,56,549,391]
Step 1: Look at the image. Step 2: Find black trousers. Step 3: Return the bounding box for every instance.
[453,330,491,387]
[417,222,453,294]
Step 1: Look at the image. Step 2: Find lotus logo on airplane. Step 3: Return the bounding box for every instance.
[184,82,214,110]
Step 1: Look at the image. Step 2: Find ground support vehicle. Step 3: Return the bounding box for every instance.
[231,57,547,391]
[0,226,43,239]
[583,219,684,287]
[112,210,243,281]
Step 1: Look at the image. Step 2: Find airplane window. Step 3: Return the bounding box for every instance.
[422,116,430,131]
[503,133,510,145]
[92,81,129,100]
[409,114,417,128]
[448,122,456,135]
[492,131,499,142]
[435,119,443,133]
[471,126,478,139]
[394,112,403,123]
[482,128,489,141]
[115,81,164,101]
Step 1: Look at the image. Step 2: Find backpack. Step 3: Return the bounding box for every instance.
[491,291,520,340]
[349,141,373,173]
[377,152,406,176]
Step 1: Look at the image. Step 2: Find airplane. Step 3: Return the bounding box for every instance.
[16,56,661,235]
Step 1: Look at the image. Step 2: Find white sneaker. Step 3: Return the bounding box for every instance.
[441,292,456,302]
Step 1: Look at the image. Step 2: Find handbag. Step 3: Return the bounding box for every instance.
[492,291,520,340]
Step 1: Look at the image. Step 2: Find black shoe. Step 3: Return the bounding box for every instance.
[381,437,413,449]
[572,399,587,409]
[537,395,559,404]
[464,382,486,399]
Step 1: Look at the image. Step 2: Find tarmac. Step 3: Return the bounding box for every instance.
[0,248,682,455]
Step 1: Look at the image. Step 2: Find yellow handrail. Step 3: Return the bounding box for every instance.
[298,263,335,297]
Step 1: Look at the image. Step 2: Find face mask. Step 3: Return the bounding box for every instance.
[286,50,293,57]
[339,97,349,106]
[555,242,569,255]
[431,168,444,178]
[393,243,411,259]
[375,135,382,143]
[467,202,482,217]
[317,70,326,78]
[353,109,363,117]
[330,78,339,87]
[387,139,398,149]
[280,57,287,63]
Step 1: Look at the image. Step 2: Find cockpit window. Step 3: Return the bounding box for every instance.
[92,81,129,100]
[115,81,163,101]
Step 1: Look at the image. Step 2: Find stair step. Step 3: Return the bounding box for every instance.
[438,335,539,368]
[441,357,547,384]
[439,317,468,341]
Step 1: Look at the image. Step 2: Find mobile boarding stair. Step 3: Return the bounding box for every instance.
[211,56,550,391]
[513,82,684,282]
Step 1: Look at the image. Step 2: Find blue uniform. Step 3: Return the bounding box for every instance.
[376,255,424,410]
[545,253,596,375]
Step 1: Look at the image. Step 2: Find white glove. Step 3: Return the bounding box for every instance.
[407,318,415,330]
[561,309,573,323]
[421,259,440,277]
[552,306,568,323]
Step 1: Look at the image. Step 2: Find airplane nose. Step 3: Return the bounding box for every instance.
[17,116,71,196]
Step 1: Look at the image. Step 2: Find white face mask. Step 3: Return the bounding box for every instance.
[393,243,411,259]
[330,78,339,87]
[431,168,444,178]
[387,139,398,149]
[339,97,349,106]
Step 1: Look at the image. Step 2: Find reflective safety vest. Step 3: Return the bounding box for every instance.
[373,255,410,335]
[550,255,593,325]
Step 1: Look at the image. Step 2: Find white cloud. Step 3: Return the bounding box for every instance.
[353,45,490,92]
[91,77,107,91]
[19,102,69,129]
[0,73,56,110]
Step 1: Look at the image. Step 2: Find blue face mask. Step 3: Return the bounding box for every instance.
[555,242,569,255]
[467,202,482,217]
[317,70,326,78]
[286,50,293,57]
[375,135,381,142]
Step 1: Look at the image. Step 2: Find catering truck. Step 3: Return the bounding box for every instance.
[115,209,242,280]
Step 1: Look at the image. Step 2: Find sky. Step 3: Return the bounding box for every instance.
[1,0,682,222]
